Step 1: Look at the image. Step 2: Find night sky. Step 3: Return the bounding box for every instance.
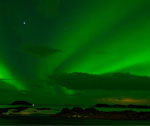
[0,0,150,105]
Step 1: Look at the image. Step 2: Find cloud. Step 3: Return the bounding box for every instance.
[51,72,150,91]
[21,45,62,57]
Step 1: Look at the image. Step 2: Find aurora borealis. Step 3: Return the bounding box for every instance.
[0,0,150,105]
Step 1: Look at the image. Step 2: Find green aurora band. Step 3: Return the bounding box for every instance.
[42,0,150,76]
[0,0,150,105]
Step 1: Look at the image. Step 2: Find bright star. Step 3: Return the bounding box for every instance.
[23,21,26,25]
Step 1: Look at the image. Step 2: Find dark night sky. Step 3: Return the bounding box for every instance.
[0,0,150,105]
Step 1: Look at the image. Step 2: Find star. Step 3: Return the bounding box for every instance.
[23,21,26,25]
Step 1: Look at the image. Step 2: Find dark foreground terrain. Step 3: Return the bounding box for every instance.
[2,102,150,125]
[2,115,150,125]
[57,107,150,120]
[1,107,150,125]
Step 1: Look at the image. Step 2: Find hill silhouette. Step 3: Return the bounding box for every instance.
[10,101,32,106]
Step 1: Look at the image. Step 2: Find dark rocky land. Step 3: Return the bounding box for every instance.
[1,101,150,120]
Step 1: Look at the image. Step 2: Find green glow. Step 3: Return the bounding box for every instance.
[39,0,150,78]
[61,86,75,95]
[0,0,150,105]
[0,63,25,90]
[64,20,150,75]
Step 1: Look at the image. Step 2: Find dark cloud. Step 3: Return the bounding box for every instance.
[21,45,62,57]
[51,72,150,91]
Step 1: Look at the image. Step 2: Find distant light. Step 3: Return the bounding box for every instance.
[32,104,35,107]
